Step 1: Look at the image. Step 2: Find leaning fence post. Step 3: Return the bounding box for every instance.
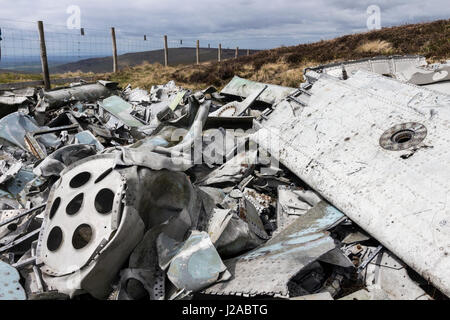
[218,43,221,62]
[111,27,118,73]
[235,46,239,58]
[37,21,50,90]
[196,40,200,65]
[164,35,169,67]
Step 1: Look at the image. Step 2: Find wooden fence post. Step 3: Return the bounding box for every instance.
[247,49,250,56]
[196,40,200,65]
[218,43,221,62]
[37,21,50,90]
[235,46,239,58]
[111,27,118,73]
[164,35,169,67]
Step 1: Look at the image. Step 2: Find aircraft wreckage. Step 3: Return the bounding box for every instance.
[0,55,449,300]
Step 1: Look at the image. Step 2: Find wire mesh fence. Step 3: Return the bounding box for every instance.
[0,18,303,79]
[0,20,166,74]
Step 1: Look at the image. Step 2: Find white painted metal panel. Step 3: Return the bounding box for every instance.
[221,76,296,105]
[306,55,426,80]
[254,70,450,296]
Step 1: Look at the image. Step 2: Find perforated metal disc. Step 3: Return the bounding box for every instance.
[36,154,126,277]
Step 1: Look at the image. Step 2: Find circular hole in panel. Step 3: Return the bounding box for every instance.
[379,122,427,151]
[7,223,17,232]
[72,224,93,250]
[94,188,115,214]
[391,130,414,144]
[47,226,63,252]
[49,197,61,219]
[69,172,91,188]
[66,193,84,216]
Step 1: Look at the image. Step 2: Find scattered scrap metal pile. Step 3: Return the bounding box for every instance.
[0,55,449,300]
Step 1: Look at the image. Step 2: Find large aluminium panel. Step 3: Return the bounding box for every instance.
[254,70,450,296]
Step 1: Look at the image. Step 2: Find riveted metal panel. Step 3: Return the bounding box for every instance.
[254,70,450,296]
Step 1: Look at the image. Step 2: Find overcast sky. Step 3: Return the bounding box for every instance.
[1,0,449,48]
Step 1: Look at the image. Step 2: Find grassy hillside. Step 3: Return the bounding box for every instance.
[1,19,449,90]
[0,70,43,83]
[0,71,98,86]
[106,19,449,90]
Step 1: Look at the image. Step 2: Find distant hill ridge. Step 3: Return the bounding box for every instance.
[52,47,259,73]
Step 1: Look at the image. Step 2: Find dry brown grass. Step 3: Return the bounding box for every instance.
[106,62,209,90]
[248,62,310,87]
[356,40,394,54]
[104,59,311,90]
[165,19,449,89]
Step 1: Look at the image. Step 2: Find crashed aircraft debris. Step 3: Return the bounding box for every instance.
[0,54,449,300]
